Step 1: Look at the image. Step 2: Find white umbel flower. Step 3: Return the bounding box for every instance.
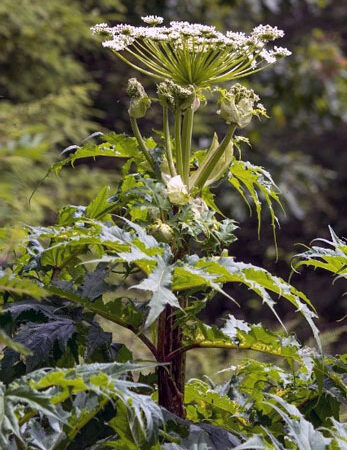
[91,18,291,87]
[141,15,164,26]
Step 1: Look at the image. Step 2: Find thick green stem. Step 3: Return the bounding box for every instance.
[129,116,156,171]
[192,124,236,190]
[163,106,177,177]
[175,110,183,178]
[181,106,195,187]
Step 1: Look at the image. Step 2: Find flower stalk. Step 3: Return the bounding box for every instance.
[163,106,177,177]
[129,116,156,171]
[175,110,183,178]
[181,105,195,187]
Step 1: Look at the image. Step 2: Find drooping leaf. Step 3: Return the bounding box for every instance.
[228,160,282,247]
[264,394,332,450]
[30,361,163,443]
[294,226,347,281]
[51,133,143,175]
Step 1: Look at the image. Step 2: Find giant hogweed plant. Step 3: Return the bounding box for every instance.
[0,17,346,449]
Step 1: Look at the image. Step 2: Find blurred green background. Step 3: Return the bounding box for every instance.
[1,0,346,365]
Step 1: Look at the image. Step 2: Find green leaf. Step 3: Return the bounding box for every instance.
[173,256,321,351]
[228,160,283,252]
[185,379,247,432]
[30,361,163,442]
[0,380,63,447]
[264,394,332,450]
[294,226,347,281]
[51,133,142,175]
[86,186,117,220]
[108,401,141,449]
[132,258,180,328]
[182,315,302,362]
[47,284,145,330]
[0,271,47,300]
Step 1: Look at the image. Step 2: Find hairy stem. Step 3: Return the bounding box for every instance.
[181,106,195,187]
[175,110,183,178]
[157,304,186,418]
[192,124,236,190]
[163,106,177,177]
[129,116,156,171]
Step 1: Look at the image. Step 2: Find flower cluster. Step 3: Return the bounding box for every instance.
[91,19,291,87]
[217,84,260,128]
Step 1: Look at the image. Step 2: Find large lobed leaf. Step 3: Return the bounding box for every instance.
[173,255,321,351]
[0,361,162,448]
[181,315,302,362]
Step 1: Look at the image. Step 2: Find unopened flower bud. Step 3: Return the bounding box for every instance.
[165,175,190,205]
[157,80,195,111]
[150,220,174,243]
[217,84,259,128]
[127,78,151,118]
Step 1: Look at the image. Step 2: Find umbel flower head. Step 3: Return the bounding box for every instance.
[91,18,291,88]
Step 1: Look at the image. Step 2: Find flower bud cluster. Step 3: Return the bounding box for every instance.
[127,78,151,119]
[217,84,260,128]
[157,80,195,111]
